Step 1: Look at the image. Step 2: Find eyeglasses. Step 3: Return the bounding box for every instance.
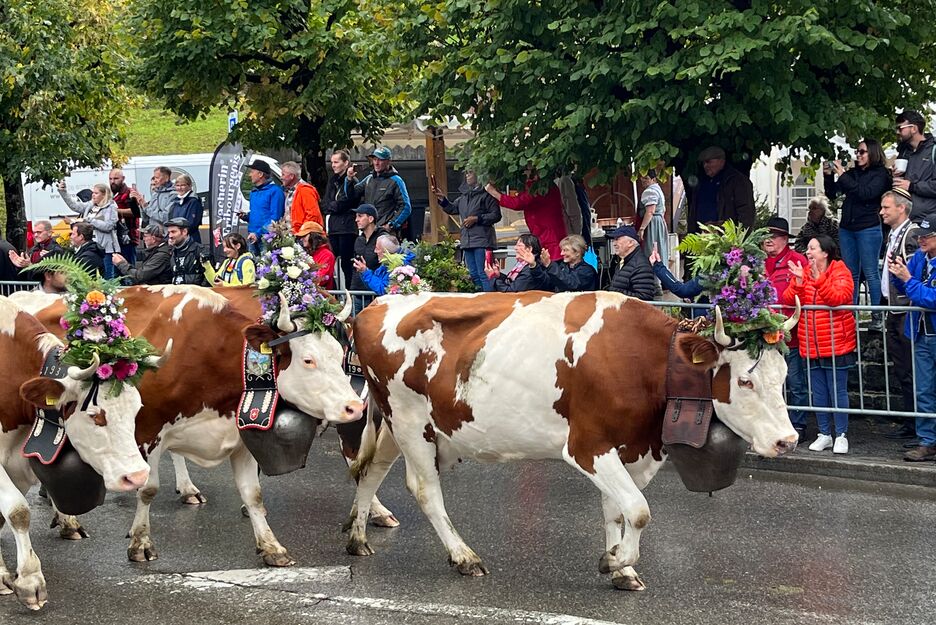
[896,124,914,132]
[856,149,868,155]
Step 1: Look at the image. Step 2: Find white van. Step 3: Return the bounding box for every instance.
[22,152,280,242]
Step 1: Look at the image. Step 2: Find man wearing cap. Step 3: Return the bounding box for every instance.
[349,204,386,310]
[242,159,285,256]
[888,218,936,461]
[165,217,208,286]
[281,161,323,234]
[344,147,412,237]
[763,216,809,440]
[881,189,921,440]
[893,110,936,223]
[687,146,755,233]
[112,223,173,285]
[606,225,658,300]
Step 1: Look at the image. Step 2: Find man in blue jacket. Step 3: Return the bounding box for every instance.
[242,160,285,255]
[888,219,936,461]
[352,233,415,296]
[344,146,411,238]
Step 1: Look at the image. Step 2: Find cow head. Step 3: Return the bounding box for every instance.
[244,294,364,425]
[19,343,173,491]
[677,305,800,458]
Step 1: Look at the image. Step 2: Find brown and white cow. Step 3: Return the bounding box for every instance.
[346,291,798,591]
[0,297,153,610]
[113,286,363,565]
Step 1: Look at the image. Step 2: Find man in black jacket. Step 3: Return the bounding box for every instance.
[166,218,208,286]
[344,146,411,238]
[687,146,755,233]
[112,224,173,285]
[324,149,360,287]
[349,204,385,312]
[894,110,936,223]
[607,226,658,300]
[71,222,105,276]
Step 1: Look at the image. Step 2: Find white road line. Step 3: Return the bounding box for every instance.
[120,567,627,625]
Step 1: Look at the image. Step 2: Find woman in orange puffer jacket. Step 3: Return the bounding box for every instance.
[782,234,857,455]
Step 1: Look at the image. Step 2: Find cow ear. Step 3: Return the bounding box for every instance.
[20,377,67,408]
[674,333,720,369]
[243,324,278,352]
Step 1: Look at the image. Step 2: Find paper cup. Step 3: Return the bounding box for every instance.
[895,158,909,175]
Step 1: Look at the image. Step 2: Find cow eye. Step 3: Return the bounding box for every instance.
[737,378,754,390]
[303,357,317,369]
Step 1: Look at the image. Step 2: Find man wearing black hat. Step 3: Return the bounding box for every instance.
[887,218,936,461]
[166,217,208,286]
[764,216,810,440]
[606,225,658,300]
[242,159,285,256]
[894,110,936,223]
[349,204,386,311]
[687,146,755,233]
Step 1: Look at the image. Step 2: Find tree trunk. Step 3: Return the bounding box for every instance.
[296,115,328,193]
[3,176,26,250]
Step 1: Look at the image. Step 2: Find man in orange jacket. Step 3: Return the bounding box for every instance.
[282,161,324,233]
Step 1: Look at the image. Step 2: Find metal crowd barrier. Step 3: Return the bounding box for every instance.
[0,280,40,296]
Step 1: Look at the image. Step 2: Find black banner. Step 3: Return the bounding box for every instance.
[209,142,253,256]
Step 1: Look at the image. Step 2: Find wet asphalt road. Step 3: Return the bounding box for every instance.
[2,430,935,625]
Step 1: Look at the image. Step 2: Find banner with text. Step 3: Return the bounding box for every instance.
[209,142,253,256]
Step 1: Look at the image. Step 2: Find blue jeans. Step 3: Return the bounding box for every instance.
[120,242,136,266]
[913,335,936,447]
[103,253,115,280]
[248,238,263,258]
[809,366,849,436]
[839,226,883,305]
[785,348,808,429]
[463,248,492,292]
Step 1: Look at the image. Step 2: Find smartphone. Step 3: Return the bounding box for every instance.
[131,183,137,190]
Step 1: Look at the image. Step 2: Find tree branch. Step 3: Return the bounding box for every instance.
[219,52,294,72]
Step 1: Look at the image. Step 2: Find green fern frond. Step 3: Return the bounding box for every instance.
[29,254,99,288]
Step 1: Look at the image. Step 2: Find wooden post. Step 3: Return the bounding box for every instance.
[424,126,451,244]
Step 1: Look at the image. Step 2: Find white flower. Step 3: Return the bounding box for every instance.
[104,315,112,322]
[83,325,106,342]
[281,246,296,260]
[257,277,270,289]
[286,265,302,279]
[300,262,310,271]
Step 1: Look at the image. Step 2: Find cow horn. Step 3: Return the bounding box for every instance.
[782,296,801,332]
[143,339,173,368]
[67,351,101,381]
[713,306,732,347]
[336,291,353,323]
[277,292,296,333]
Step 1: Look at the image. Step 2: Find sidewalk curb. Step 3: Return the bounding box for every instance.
[741,452,936,487]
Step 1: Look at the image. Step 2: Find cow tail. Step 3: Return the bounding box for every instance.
[349,404,379,481]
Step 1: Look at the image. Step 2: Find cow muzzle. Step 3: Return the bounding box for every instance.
[118,468,150,491]
[773,435,798,456]
[335,399,364,424]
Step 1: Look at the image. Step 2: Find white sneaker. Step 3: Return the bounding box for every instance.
[833,434,848,454]
[809,434,833,451]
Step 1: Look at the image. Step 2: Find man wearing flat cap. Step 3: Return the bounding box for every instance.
[687,146,755,233]
[606,225,658,300]
[242,159,285,256]
[342,146,412,239]
[166,217,208,286]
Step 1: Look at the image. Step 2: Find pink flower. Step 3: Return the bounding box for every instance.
[412,276,421,285]
[127,362,138,376]
[59,317,69,330]
[96,363,114,380]
[114,359,133,380]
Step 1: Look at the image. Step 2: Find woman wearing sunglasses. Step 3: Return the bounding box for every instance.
[823,139,891,329]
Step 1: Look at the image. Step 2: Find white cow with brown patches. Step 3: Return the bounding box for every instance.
[348,291,799,590]
[0,297,155,610]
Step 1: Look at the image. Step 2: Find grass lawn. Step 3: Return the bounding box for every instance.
[124,107,230,156]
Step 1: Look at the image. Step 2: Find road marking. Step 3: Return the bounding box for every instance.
[121,567,627,625]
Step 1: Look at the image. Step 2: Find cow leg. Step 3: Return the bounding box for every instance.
[565,448,650,576]
[229,443,295,567]
[127,449,162,562]
[346,427,401,555]
[49,503,89,540]
[0,469,47,610]
[600,495,646,591]
[337,419,399,528]
[171,452,206,505]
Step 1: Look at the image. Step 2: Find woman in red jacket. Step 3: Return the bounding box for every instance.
[296,221,336,289]
[782,235,856,454]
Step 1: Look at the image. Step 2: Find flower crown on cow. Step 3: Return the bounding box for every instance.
[255,220,343,333]
[678,221,791,356]
[30,256,160,396]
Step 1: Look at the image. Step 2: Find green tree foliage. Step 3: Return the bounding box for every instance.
[387,0,936,185]
[129,0,403,188]
[0,0,130,245]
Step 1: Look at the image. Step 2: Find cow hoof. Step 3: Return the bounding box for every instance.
[59,525,89,541]
[13,573,48,611]
[346,538,375,557]
[262,551,296,567]
[179,492,207,505]
[611,568,646,591]
[241,504,249,518]
[1,572,14,595]
[127,537,159,562]
[369,514,399,528]
[598,546,628,574]
[453,560,488,577]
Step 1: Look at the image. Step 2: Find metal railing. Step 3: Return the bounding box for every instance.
[0,280,40,296]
